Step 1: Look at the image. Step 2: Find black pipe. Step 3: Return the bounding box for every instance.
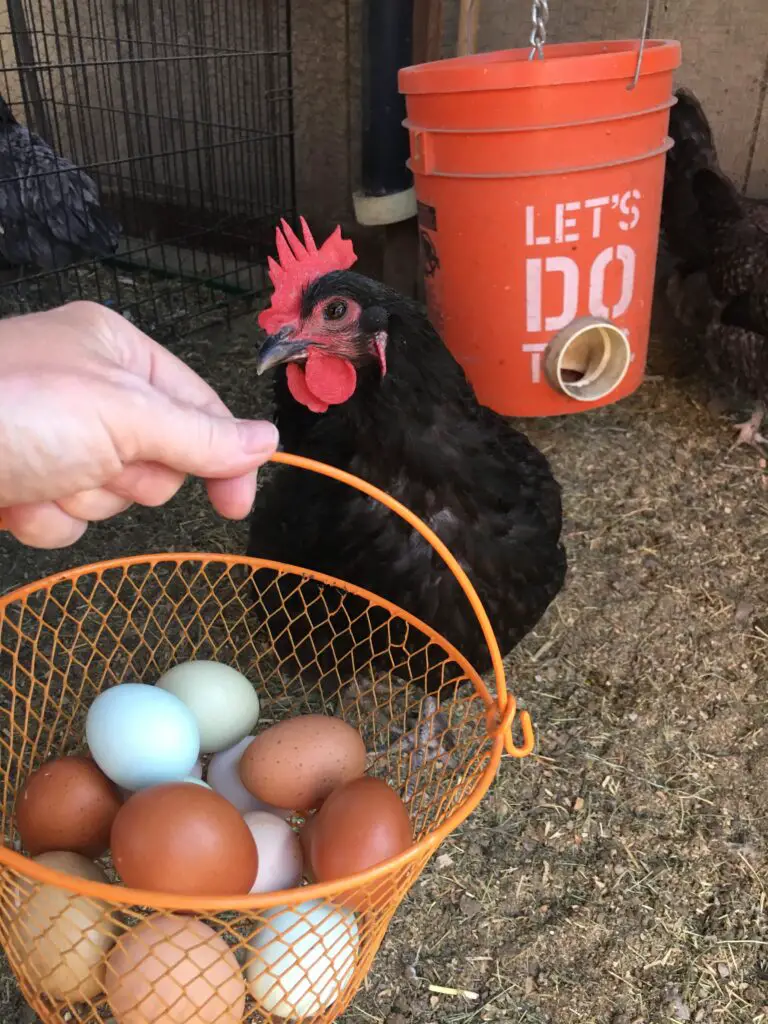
[361,0,414,198]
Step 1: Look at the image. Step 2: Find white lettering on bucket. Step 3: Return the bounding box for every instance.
[525,257,579,333]
[525,206,552,246]
[554,202,581,244]
[525,190,641,246]
[584,196,610,238]
[522,343,548,384]
[588,244,635,320]
[523,190,642,382]
[617,189,642,231]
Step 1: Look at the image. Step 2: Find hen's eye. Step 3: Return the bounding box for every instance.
[323,300,348,321]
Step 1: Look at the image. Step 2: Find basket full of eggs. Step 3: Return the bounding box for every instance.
[0,453,533,1024]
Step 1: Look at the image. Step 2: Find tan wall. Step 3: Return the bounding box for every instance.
[293,0,768,235]
[440,0,768,194]
[1,0,765,244]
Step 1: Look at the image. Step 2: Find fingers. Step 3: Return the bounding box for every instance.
[56,488,132,521]
[1,503,87,549]
[107,462,259,519]
[113,388,279,481]
[205,473,259,520]
[107,462,186,507]
[0,462,262,550]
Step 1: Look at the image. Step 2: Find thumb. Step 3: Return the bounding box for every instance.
[118,392,279,478]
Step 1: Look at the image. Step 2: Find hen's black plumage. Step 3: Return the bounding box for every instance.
[661,87,768,442]
[247,270,566,700]
[0,96,120,272]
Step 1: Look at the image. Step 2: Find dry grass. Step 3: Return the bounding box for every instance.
[0,297,766,1023]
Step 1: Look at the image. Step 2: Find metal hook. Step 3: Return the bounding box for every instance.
[490,696,535,757]
[627,0,651,90]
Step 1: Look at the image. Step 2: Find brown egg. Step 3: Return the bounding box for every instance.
[14,755,123,858]
[308,776,413,908]
[111,783,258,897]
[7,851,120,1002]
[105,914,245,1024]
[239,714,366,811]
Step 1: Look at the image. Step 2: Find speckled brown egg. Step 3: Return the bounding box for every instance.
[239,714,366,811]
[14,755,123,858]
[111,783,258,897]
[307,776,413,893]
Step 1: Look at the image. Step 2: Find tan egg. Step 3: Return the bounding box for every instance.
[6,851,119,1003]
[105,914,246,1024]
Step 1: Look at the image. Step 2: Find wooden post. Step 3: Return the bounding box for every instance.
[457,0,480,58]
[385,0,444,301]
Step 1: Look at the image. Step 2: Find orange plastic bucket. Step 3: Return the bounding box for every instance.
[399,39,682,417]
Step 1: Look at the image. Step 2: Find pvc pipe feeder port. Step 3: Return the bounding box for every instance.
[544,316,631,403]
[352,186,418,227]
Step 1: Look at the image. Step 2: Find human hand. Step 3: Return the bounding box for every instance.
[0,301,278,548]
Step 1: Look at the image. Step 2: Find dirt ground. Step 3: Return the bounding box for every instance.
[0,298,766,1024]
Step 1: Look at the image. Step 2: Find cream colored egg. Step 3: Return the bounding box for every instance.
[244,811,303,893]
[105,914,245,1024]
[6,850,119,1003]
[157,660,260,754]
[246,899,358,1018]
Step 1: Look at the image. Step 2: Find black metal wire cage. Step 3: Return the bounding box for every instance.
[0,0,295,336]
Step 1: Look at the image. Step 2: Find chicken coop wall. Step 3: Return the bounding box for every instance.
[0,0,294,334]
[289,0,768,249]
[437,0,768,197]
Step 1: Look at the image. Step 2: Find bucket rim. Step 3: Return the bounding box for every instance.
[399,38,682,95]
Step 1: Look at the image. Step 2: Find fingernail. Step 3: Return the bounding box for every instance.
[237,420,279,454]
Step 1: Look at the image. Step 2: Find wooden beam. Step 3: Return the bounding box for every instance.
[457,0,481,58]
[413,0,444,65]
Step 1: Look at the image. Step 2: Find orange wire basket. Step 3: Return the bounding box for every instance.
[0,452,534,1024]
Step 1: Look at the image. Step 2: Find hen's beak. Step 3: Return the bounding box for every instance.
[256,327,310,375]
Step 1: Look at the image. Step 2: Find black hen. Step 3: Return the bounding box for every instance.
[0,95,120,274]
[247,221,566,760]
[661,87,768,447]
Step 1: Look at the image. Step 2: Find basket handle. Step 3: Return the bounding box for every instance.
[270,451,534,758]
[0,457,533,756]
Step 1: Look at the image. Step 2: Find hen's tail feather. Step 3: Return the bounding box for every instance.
[661,87,729,271]
[666,87,719,176]
[691,166,747,230]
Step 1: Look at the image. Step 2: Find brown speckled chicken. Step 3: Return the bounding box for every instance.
[661,87,768,447]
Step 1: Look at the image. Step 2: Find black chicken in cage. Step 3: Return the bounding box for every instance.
[0,0,295,334]
[0,93,121,271]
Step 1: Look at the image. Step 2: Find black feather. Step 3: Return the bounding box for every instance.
[0,95,120,272]
[660,87,768,407]
[247,272,567,698]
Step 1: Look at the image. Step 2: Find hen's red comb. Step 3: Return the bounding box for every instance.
[258,216,357,334]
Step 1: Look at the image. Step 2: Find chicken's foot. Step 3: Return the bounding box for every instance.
[388,695,457,801]
[336,678,457,800]
[731,403,768,450]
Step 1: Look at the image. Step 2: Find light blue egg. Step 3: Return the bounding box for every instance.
[246,898,359,1017]
[86,684,201,791]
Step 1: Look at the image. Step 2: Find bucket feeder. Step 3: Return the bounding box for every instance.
[399,1,681,417]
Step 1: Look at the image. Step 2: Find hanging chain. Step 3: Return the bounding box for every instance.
[528,0,549,61]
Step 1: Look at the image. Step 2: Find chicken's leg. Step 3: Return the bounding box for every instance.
[389,695,457,801]
[732,402,768,449]
[336,677,457,799]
